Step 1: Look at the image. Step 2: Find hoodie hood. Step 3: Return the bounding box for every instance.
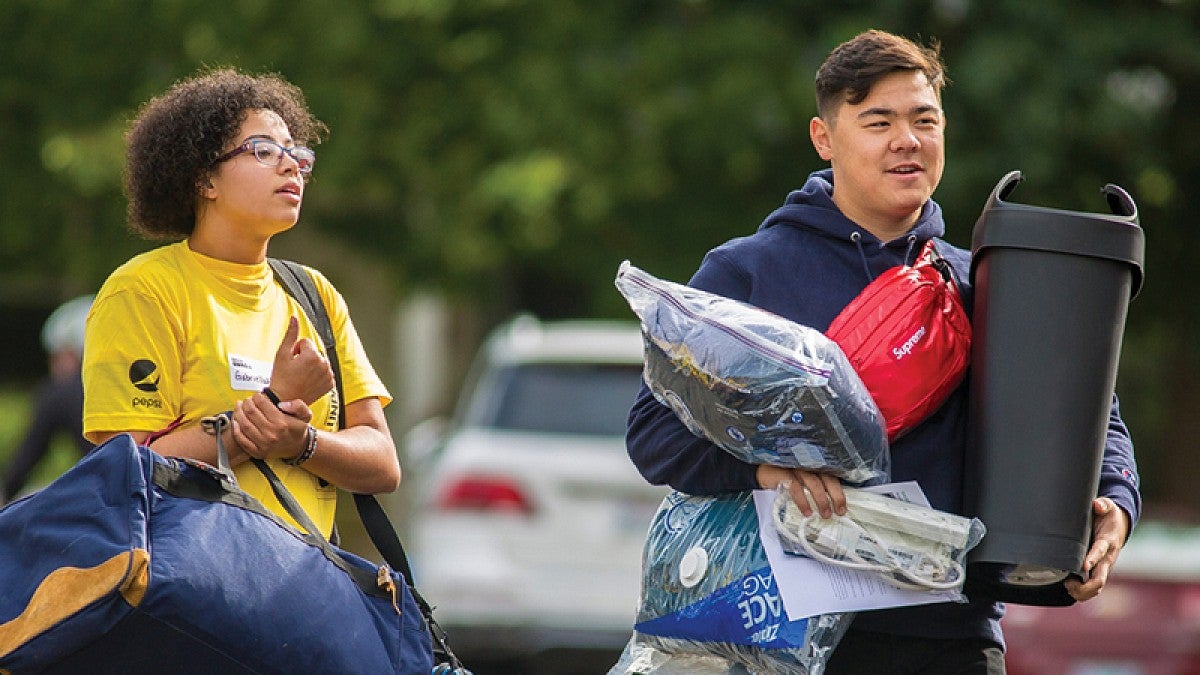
[758,168,945,246]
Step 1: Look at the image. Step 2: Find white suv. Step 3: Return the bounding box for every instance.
[406,316,667,662]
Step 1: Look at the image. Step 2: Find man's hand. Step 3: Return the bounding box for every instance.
[268,316,334,405]
[757,464,846,519]
[1065,497,1130,602]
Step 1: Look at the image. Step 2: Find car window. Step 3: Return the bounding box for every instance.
[466,362,644,436]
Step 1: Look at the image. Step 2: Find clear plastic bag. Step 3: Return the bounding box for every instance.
[616,261,889,485]
[614,490,853,675]
[772,485,986,595]
[608,639,753,675]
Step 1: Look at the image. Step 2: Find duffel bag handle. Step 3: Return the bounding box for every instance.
[200,412,325,543]
[199,416,401,607]
[204,414,324,544]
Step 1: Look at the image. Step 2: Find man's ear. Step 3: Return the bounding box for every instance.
[810,116,834,161]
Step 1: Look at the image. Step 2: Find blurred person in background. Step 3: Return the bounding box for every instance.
[1,295,95,503]
[82,68,400,538]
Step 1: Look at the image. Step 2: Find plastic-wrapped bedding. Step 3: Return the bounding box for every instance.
[615,261,889,485]
[609,491,852,675]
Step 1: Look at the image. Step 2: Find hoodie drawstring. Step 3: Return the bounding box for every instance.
[851,232,921,282]
[850,231,873,283]
[902,234,918,267]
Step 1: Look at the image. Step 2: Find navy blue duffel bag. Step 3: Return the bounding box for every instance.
[0,433,434,674]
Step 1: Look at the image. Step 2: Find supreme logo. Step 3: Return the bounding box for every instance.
[893,326,927,360]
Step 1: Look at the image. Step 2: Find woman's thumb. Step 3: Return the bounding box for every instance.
[278,316,300,355]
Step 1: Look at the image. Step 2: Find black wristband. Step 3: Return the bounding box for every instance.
[262,387,282,407]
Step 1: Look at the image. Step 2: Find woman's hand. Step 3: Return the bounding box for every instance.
[268,316,335,405]
[231,392,313,461]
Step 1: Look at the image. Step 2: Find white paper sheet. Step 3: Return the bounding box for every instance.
[752,482,963,621]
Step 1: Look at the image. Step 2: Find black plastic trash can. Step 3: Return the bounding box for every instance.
[963,170,1144,606]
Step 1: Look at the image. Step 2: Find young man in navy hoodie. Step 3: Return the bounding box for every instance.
[625,29,1140,674]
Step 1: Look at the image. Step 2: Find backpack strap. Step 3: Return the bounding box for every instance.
[268,258,344,429]
[267,258,401,563]
[267,258,462,667]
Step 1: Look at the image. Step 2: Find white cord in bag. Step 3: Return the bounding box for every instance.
[772,485,985,592]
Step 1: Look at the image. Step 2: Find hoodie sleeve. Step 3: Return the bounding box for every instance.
[624,248,762,495]
[1100,394,1141,534]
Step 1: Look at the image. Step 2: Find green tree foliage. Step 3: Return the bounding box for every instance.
[0,0,1195,512]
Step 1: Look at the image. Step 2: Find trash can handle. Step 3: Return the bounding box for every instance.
[987,169,1139,225]
[1103,183,1137,219]
[989,170,1024,205]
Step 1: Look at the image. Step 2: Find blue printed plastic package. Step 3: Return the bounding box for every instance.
[608,491,853,674]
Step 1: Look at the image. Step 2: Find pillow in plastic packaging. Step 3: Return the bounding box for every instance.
[609,490,853,675]
[615,261,889,485]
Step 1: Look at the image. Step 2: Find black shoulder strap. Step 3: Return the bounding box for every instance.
[265,259,463,669]
[267,258,412,578]
[268,258,344,428]
[928,238,974,317]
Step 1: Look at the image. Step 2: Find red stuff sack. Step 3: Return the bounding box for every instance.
[826,240,971,442]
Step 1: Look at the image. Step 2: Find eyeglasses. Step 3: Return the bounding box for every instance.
[213,139,315,175]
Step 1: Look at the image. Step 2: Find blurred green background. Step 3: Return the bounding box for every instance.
[0,0,1195,519]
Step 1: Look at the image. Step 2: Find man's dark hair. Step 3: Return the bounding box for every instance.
[123,68,328,240]
[815,30,947,120]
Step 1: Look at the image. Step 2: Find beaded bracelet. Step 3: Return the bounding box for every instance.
[284,424,318,467]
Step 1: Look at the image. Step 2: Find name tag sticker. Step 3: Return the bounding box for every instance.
[229,354,272,391]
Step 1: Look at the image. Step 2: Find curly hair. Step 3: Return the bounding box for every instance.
[815,30,948,121]
[123,68,328,240]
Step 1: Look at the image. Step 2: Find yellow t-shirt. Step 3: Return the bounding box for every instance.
[82,241,391,537]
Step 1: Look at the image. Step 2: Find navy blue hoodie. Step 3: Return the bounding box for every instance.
[625,169,1141,646]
